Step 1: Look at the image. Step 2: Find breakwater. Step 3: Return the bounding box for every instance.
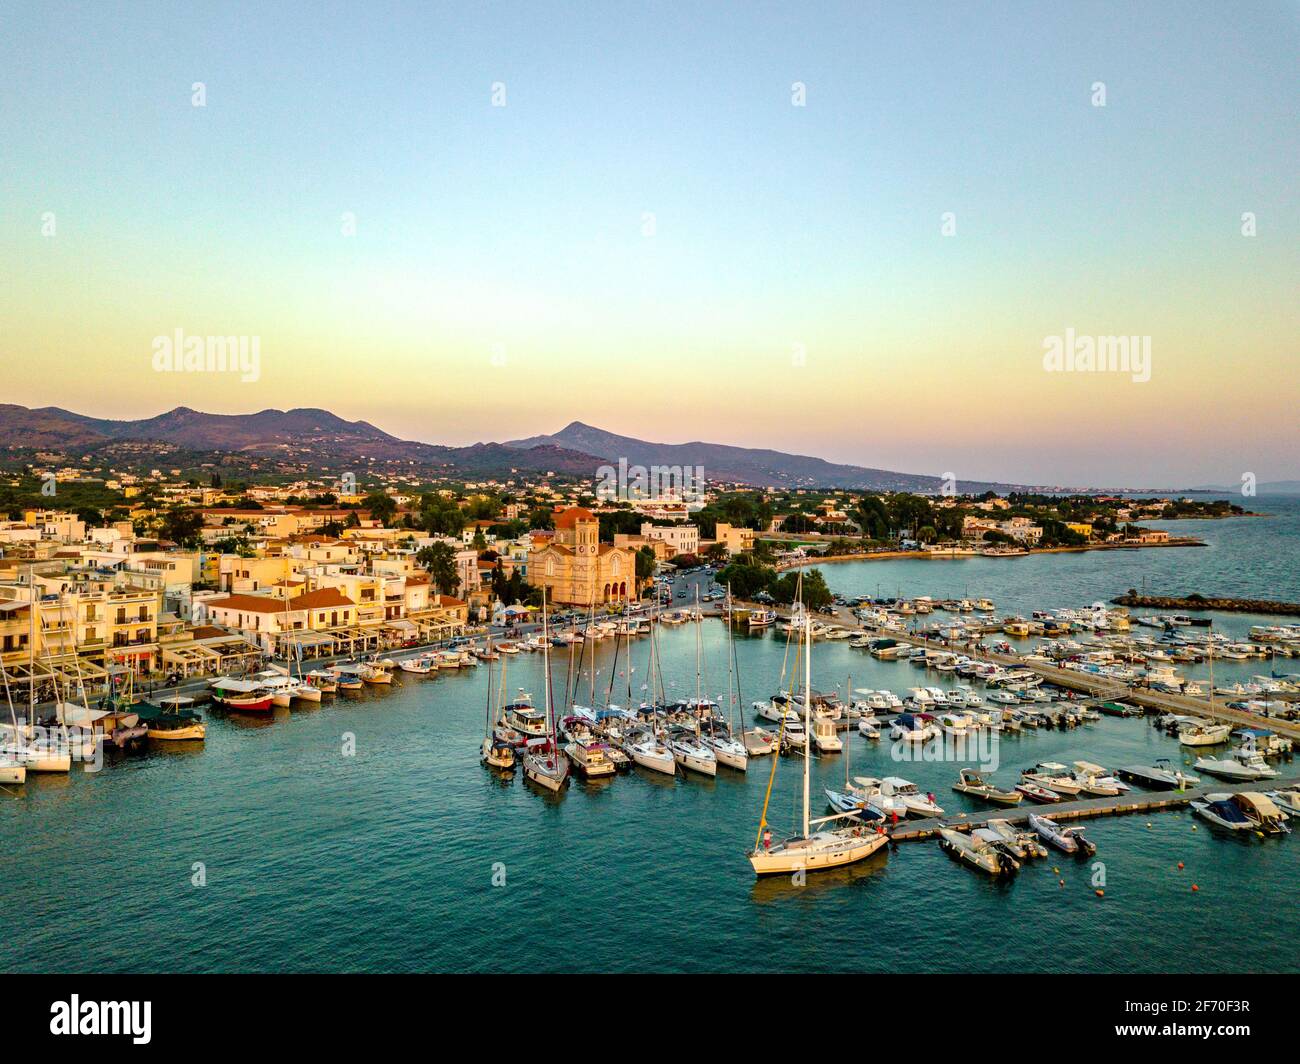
[1112,592,1300,617]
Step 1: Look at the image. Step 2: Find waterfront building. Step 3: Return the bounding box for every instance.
[529,507,639,605]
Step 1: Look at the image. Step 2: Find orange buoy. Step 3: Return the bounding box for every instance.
[1191,884,1199,892]
[1177,862,1184,870]
[1095,889,1104,897]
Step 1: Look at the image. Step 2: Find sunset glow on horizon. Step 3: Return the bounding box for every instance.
[3,2,1296,487]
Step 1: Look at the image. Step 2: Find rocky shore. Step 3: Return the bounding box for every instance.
[1112,592,1300,617]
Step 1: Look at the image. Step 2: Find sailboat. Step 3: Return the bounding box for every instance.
[521,599,570,793]
[747,615,890,877]
[480,639,516,770]
[696,587,747,771]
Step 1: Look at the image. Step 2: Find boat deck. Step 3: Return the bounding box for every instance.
[886,775,1300,841]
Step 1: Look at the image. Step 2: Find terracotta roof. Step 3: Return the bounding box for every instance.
[208,593,295,614]
[554,506,595,529]
[289,588,356,610]
[432,595,466,608]
[405,574,429,585]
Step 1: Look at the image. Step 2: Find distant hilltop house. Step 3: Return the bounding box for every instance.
[529,507,639,605]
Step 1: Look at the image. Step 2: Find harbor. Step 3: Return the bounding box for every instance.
[2,499,1298,975]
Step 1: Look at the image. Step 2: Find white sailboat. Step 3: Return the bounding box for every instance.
[747,614,890,877]
[521,600,570,793]
[699,587,748,771]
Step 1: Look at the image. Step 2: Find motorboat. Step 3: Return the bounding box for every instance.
[399,656,435,675]
[1178,722,1233,747]
[810,717,843,754]
[1191,793,1256,831]
[823,788,885,824]
[847,776,909,820]
[1021,762,1084,796]
[754,695,801,725]
[1229,792,1290,835]
[938,827,1014,876]
[1267,789,1300,816]
[857,719,880,740]
[1117,759,1199,790]
[952,768,1022,805]
[937,711,968,736]
[1029,814,1094,856]
[881,776,943,816]
[890,712,938,742]
[1015,781,1062,804]
[1194,747,1278,782]
[740,727,778,757]
[563,739,618,779]
[1071,760,1128,797]
[505,698,548,739]
[360,662,392,685]
[980,818,1046,859]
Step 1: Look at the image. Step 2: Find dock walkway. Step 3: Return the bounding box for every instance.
[886,775,1300,841]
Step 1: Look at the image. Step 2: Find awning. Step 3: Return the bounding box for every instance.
[383,620,418,634]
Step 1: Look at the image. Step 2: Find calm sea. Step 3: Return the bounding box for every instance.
[2,496,1297,973]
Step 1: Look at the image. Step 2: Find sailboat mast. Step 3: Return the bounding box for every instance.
[802,614,811,839]
[694,585,702,706]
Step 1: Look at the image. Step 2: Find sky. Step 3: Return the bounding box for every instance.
[1,1,1297,487]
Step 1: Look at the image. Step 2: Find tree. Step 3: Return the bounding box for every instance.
[159,508,203,546]
[416,543,460,596]
[364,491,397,526]
[716,559,773,600]
[635,546,658,584]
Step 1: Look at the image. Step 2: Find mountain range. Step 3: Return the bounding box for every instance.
[1,403,1018,490]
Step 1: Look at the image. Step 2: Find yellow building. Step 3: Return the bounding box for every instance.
[529,507,639,606]
[1065,522,1094,540]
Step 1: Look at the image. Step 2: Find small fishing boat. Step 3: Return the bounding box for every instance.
[138,697,206,741]
[305,670,338,693]
[810,717,842,754]
[952,768,1022,805]
[329,665,365,691]
[211,677,274,712]
[399,656,434,675]
[360,662,392,685]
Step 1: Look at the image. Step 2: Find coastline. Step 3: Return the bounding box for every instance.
[772,538,1206,571]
